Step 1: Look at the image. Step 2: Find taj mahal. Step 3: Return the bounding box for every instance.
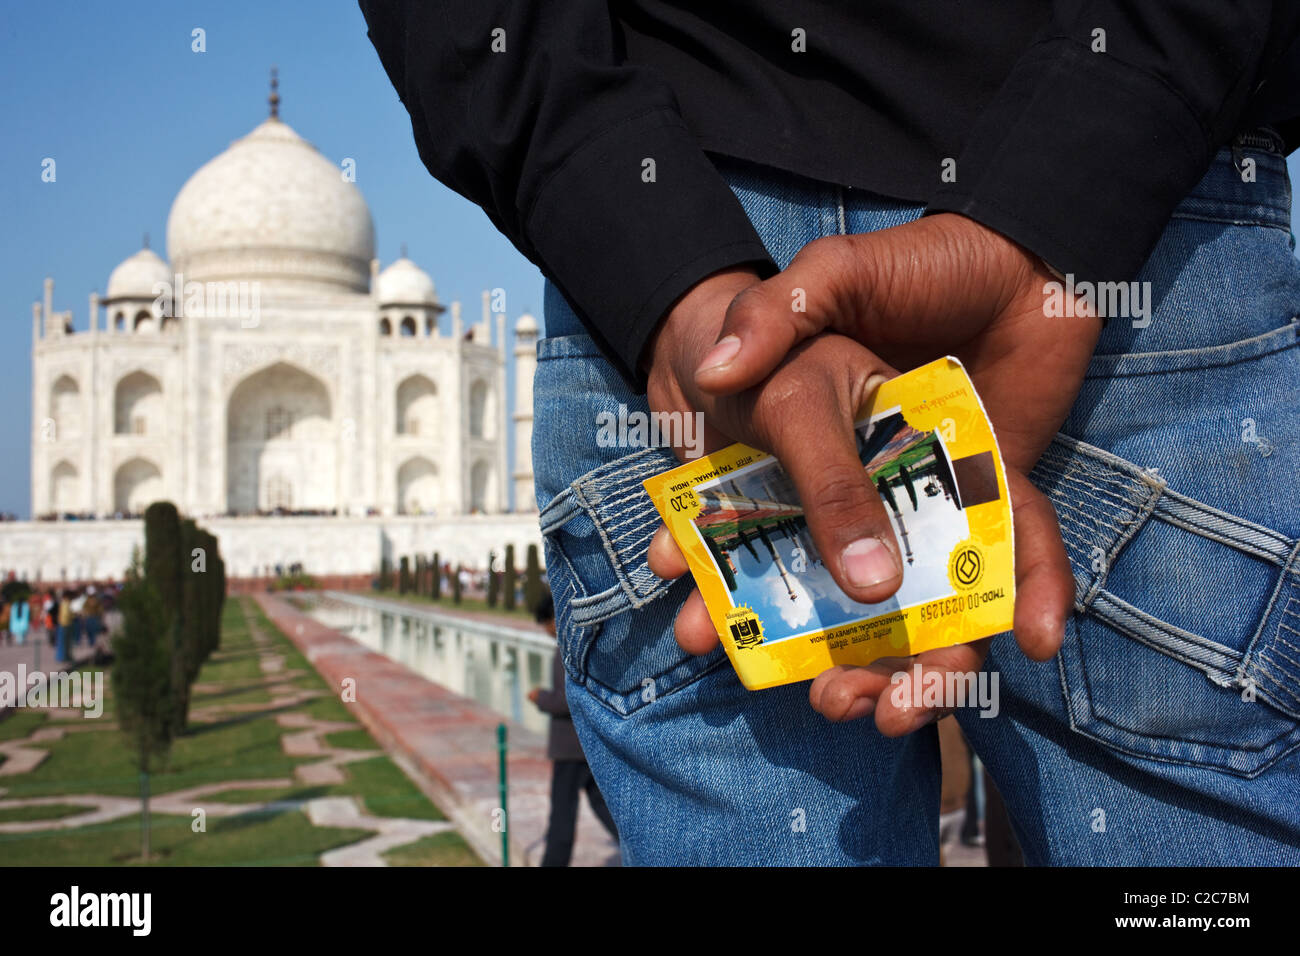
[1,91,543,584]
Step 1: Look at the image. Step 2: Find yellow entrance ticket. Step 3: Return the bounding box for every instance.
[643,356,1015,690]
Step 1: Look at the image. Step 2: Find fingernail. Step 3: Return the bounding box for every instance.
[696,335,741,374]
[842,537,900,589]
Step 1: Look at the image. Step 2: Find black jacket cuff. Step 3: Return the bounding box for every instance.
[925,37,1212,285]
[525,108,775,391]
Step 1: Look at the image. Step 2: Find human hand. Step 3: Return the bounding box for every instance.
[643,266,912,639]
[655,216,1101,734]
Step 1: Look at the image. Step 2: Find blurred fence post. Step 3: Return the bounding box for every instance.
[497,722,509,867]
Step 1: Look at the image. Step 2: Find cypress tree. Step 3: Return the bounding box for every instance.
[524,544,544,614]
[503,544,517,611]
[213,540,226,652]
[113,554,174,861]
[202,529,222,658]
[143,502,185,735]
[399,556,410,594]
[143,502,183,619]
[432,552,442,600]
[451,564,462,604]
[170,519,203,734]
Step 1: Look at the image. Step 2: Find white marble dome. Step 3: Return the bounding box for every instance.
[515,312,539,335]
[166,118,375,294]
[376,257,437,305]
[105,247,171,300]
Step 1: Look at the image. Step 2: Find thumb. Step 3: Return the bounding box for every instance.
[694,235,860,395]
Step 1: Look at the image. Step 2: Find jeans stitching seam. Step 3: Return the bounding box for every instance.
[1062,718,1299,779]
[1241,542,1300,679]
[538,489,582,532]
[1250,654,1300,711]
[572,478,669,613]
[1083,324,1300,378]
[1152,513,1290,566]
[1167,210,1291,231]
[1043,466,1150,516]
[1158,486,1293,551]
[1091,590,1241,672]
[578,652,731,719]
[1260,638,1300,675]
[1084,481,1161,607]
[1039,452,1154,503]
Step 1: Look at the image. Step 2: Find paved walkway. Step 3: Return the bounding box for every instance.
[256,592,620,867]
[0,632,96,693]
[0,632,98,777]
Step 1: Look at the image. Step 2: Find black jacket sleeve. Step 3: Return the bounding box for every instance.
[359,0,776,390]
[926,1,1294,286]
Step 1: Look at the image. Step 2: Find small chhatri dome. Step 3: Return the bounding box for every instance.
[106,246,171,300]
[376,256,437,305]
[515,312,539,335]
[166,88,375,295]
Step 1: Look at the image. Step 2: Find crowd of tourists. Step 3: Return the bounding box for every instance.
[0,576,120,662]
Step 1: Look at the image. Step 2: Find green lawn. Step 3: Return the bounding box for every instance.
[0,709,48,742]
[0,811,373,866]
[0,802,88,824]
[192,643,263,684]
[303,693,361,724]
[323,728,381,751]
[210,756,446,821]
[0,595,479,866]
[384,831,484,867]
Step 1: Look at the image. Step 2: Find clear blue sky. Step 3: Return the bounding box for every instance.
[0,0,547,517]
[3,3,1300,518]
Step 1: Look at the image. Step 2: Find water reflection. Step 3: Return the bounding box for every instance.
[301,593,557,736]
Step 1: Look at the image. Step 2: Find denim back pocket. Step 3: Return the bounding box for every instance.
[539,447,729,717]
[1032,434,1300,778]
[534,323,729,718]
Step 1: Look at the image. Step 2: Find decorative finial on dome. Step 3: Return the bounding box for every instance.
[269,66,280,119]
[401,242,408,259]
[142,232,150,250]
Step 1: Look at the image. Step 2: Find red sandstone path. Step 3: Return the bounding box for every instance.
[255,593,620,867]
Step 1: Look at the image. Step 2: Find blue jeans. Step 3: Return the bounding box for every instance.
[534,141,1300,865]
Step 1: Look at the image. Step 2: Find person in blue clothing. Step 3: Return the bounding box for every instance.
[55,590,74,663]
[9,595,31,646]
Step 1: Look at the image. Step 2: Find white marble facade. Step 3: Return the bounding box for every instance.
[12,110,542,580]
[0,514,544,584]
